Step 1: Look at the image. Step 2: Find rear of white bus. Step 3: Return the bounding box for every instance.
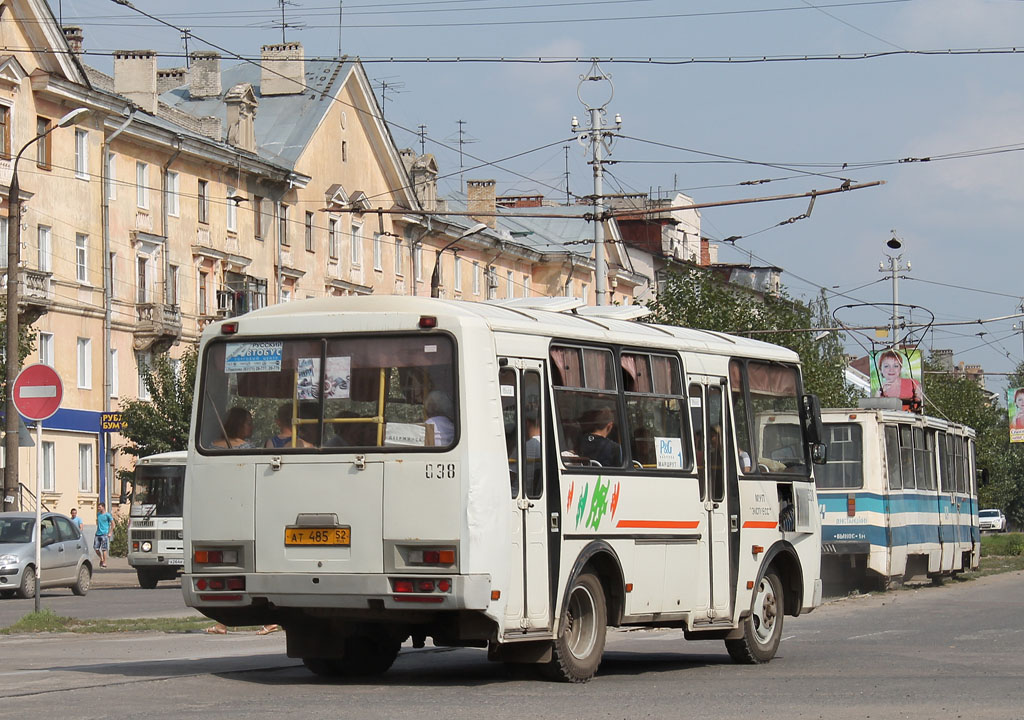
[182,313,507,674]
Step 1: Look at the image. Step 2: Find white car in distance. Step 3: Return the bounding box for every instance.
[979,509,1007,533]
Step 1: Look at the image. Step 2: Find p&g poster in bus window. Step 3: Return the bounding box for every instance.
[655,437,684,469]
[297,356,352,400]
[225,342,283,373]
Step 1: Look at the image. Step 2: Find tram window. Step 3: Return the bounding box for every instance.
[731,360,809,475]
[816,423,863,489]
[551,345,624,469]
[884,425,902,490]
[500,367,520,498]
[913,428,934,491]
[955,436,968,494]
[969,439,977,496]
[938,432,953,492]
[622,352,690,471]
[898,425,915,489]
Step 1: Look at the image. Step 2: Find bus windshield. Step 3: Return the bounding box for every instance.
[131,465,185,517]
[197,335,457,452]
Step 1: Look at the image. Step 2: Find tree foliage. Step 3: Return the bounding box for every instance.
[646,265,859,407]
[0,297,38,405]
[115,347,197,494]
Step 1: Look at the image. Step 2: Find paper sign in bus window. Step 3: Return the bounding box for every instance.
[225,342,283,373]
[297,357,351,399]
[297,358,320,399]
[655,437,684,469]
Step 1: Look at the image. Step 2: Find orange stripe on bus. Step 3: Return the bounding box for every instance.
[742,521,778,529]
[616,520,700,529]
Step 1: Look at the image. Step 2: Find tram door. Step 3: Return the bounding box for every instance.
[690,378,733,621]
[500,360,552,633]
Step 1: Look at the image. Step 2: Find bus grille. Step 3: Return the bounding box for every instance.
[160,530,181,540]
[132,520,154,528]
[131,530,156,540]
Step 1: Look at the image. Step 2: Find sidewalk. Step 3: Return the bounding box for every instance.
[91,555,152,589]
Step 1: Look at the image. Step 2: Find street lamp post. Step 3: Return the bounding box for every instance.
[430,222,487,299]
[4,107,90,511]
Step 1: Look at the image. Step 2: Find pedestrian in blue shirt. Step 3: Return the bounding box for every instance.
[70,508,83,532]
[94,503,113,568]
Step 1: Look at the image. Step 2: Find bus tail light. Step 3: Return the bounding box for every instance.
[407,547,456,567]
[194,549,239,564]
[195,576,245,592]
[419,316,438,329]
[390,577,452,602]
[847,496,856,517]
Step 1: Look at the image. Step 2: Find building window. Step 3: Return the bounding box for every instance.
[137,256,148,303]
[136,161,148,209]
[414,245,422,281]
[473,261,480,296]
[198,270,209,315]
[41,442,55,492]
[138,351,152,401]
[109,252,118,299]
[36,117,52,169]
[328,218,338,258]
[373,233,382,271]
[523,275,531,297]
[166,171,179,216]
[198,179,209,224]
[454,256,462,292]
[226,186,238,232]
[0,105,10,159]
[75,128,89,179]
[342,140,348,162]
[75,234,89,283]
[305,211,314,252]
[78,444,94,493]
[254,196,264,239]
[350,222,362,265]
[106,152,117,201]
[39,332,54,366]
[507,270,514,299]
[487,267,497,300]
[77,337,92,389]
[37,226,52,272]
[394,237,403,276]
[168,265,179,306]
[110,347,119,398]
[581,284,589,303]
[279,204,289,246]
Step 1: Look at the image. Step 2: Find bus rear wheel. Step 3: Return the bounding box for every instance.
[301,634,400,678]
[544,571,606,683]
[726,569,783,664]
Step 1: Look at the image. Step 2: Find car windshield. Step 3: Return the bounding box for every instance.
[979,510,999,517]
[0,517,33,544]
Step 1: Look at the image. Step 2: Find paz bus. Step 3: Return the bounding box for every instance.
[184,296,827,682]
[127,451,186,588]
[817,400,979,589]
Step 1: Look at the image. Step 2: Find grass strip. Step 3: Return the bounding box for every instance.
[0,610,258,635]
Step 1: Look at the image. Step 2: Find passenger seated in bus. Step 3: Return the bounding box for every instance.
[265,403,312,449]
[327,411,378,447]
[296,401,321,446]
[577,407,623,467]
[424,390,455,446]
[212,407,254,449]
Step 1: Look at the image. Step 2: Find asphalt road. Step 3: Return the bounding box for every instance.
[1,569,1022,719]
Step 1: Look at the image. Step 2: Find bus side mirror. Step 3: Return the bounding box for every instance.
[811,442,828,465]
[800,393,825,445]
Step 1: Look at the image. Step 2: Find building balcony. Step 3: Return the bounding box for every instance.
[0,267,53,324]
[133,302,182,353]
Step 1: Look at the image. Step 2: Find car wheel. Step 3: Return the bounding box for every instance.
[72,564,92,596]
[16,565,36,600]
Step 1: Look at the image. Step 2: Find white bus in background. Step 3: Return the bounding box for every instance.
[127,451,186,588]
[817,401,979,589]
[184,296,827,682]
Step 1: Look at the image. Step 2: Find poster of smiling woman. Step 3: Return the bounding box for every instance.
[1009,388,1024,443]
[870,348,924,411]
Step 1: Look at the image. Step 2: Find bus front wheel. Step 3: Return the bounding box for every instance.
[726,569,783,664]
[544,571,607,683]
[137,568,160,589]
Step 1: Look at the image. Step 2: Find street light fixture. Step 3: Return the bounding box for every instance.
[430,222,487,299]
[4,107,90,511]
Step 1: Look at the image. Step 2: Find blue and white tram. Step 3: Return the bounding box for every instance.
[816,400,980,588]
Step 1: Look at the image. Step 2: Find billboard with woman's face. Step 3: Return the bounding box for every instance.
[1008,388,1024,442]
[870,349,923,411]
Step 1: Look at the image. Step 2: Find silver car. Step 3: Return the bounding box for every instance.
[0,512,93,598]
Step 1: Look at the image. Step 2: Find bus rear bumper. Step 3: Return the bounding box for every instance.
[182,573,492,612]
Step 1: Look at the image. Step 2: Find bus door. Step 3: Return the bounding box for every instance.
[689,378,732,621]
[500,359,551,633]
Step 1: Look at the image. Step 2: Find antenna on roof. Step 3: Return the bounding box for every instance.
[273,0,304,44]
[446,120,477,193]
[338,1,343,59]
[418,124,427,155]
[181,27,192,67]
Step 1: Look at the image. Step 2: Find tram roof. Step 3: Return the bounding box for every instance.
[216,295,800,363]
[136,451,188,466]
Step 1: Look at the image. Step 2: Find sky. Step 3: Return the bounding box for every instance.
[53,0,1024,395]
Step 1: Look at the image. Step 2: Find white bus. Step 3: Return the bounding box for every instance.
[184,296,826,682]
[817,402,979,589]
[127,451,186,588]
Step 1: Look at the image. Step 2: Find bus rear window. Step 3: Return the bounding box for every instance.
[197,335,456,452]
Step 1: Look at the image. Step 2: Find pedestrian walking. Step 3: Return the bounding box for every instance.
[94,503,113,568]
[69,508,83,531]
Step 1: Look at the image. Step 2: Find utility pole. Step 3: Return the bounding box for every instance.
[418,124,427,156]
[563,145,571,205]
[572,59,620,306]
[448,120,476,194]
[880,234,909,347]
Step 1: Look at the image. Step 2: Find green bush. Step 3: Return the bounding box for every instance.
[981,532,1024,557]
[108,515,129,558]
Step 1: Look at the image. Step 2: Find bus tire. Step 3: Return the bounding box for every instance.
[336,634,401,676]
[137,568,160,589]
[302,657,338,677]
[726,569,783,664]
[544,571,606,683]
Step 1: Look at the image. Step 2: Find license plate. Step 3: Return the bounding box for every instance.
[285,527,351,546]
[167,558,185,566]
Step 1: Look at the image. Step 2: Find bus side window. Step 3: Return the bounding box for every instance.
[500,367,520,498]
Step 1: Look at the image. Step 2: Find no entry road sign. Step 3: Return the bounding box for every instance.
[12,364,63,421]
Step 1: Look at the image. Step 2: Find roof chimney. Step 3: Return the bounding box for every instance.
[260,42,305,96]
[467,179,497,229]
[113,50,158,113]
[189,51,221,99]
[157,67,186,94]
[225,83,258,152]
[62,26,83,56]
